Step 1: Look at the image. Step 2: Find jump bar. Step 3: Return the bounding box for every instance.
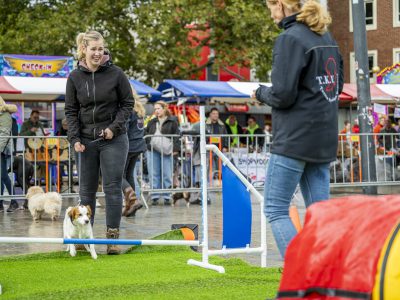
[0,237,200,246]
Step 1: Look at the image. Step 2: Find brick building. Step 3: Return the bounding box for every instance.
[328,0,400,83]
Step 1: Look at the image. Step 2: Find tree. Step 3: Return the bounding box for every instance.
[0,0,278,84]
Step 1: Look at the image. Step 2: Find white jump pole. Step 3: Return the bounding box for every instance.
[0,237,199,246]
[187,106,225,274]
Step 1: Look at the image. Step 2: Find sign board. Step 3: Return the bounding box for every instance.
[377,63,400,84]
[230,149,269,185]
[0,54,73,78]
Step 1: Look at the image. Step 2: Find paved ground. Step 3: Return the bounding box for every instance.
[0,191,305,268]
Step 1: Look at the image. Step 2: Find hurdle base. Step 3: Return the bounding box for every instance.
[187,259,225,274]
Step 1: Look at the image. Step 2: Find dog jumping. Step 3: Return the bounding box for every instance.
[63,205,97,260]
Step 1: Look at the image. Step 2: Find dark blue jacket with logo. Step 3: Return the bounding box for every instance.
[127,111,146,154]
[256,14,344,163]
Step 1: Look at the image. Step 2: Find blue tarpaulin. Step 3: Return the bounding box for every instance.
[130,79,162,98]
[222,165,252,249]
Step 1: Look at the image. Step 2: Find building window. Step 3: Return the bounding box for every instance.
[349,0,377,31]
[394,0,400,27]
[393,48,400,64]
[350,50,378,83]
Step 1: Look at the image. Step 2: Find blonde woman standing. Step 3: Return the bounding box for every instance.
[122,91,147,217]
[65,31,134,254]
[255,0,343,258]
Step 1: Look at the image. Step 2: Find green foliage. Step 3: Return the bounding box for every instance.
[0,0,278,84]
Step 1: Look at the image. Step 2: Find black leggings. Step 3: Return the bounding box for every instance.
[79,134,128,228]
[122,152,140,192]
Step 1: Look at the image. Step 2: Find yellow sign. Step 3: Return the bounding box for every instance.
[210,137,221,144]
[350,135,360,142]
[4,56,68,77]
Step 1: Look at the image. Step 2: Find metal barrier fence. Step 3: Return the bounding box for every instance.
[2,132,400,202]
[0,136,77,201]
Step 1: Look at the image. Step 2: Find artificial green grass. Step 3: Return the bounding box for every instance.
[0,231,280,299]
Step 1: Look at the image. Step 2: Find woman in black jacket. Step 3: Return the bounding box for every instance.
[65,31,134,254]
[255,0,343,258]
[145,101,180,205]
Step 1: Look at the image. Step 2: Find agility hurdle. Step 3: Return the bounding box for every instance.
[187,106,267,274]
[0,237,199,246]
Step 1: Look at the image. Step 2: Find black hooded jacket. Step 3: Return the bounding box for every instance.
[256,14,344,163]
[65,56,134,145]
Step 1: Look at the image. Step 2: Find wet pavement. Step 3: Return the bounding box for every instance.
[0,191,301,267]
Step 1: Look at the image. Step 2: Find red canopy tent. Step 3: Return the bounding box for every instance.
[0,76,21,94]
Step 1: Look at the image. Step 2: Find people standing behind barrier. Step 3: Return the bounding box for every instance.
[0,96,19,212]
[20,110,46,137]
[255,0,343,258]
[225,115,243,147]
[65,31,134,254]
[378,119,397,153]
[244,116,265,153]
[122,91,146,217]
[145,101,180,206]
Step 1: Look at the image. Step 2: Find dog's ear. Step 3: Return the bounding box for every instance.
[68,207,77,219]
[86,205,92,217]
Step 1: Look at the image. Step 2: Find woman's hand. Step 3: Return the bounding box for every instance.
[103,128,114,140]
[74,142,86,152]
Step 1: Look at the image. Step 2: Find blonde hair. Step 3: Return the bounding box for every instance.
[154,101,171,117]
[76,31,106,60]
[131,87,146,118]
[268,0,331,35]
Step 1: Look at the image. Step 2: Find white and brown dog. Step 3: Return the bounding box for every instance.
[26,186,62,222]
[63,205,97,259]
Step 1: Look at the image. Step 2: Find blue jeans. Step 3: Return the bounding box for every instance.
[264,153,330,258]
[147,151,173,202]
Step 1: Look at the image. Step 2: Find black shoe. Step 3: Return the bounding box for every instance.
[0,203,4,212]
[190,199,201,205]
[151,199,159,206]
[164,200,171,206]
[6,203,18,213]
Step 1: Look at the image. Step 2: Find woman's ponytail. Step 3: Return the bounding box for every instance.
[297,0,331,35]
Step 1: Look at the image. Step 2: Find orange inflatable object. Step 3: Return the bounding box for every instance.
[277,195,400,300]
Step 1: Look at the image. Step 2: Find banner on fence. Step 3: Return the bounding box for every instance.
[230,149,269,184]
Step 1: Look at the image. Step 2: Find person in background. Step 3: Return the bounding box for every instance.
[378,119,397,153]
[244,116,265,152]
[255,0,343,258]
[207,108,228,152]
[145,101,180,206]
[122,90,146,217]
[225,115,243,147]
[20,110,46,137]
[0,96,19,212]
[339,120,351,143]
[264,123,272,152]
[65,30,134,254]
[352,118,360,134]
[373,116,386,145]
